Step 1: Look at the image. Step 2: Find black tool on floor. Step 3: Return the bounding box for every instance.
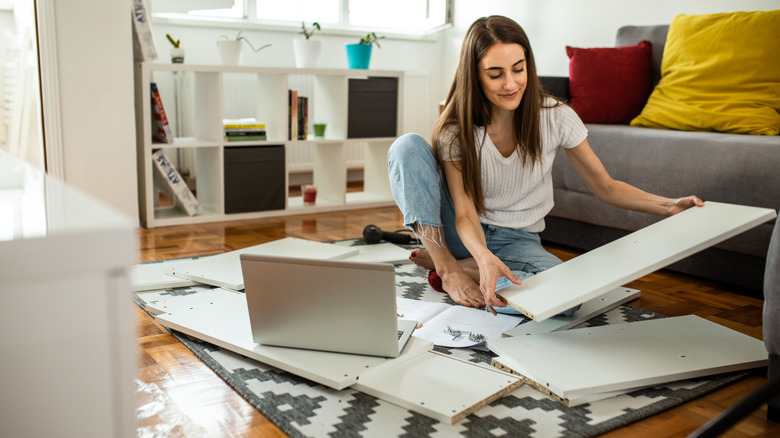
[363,224,417,245]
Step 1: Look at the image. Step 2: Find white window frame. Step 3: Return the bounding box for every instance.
[150,0,453,39]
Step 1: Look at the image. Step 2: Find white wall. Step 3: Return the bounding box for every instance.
[50,0,138,220]
[150,21,445,140]
[150,23,442,72]
[48,0,778,224]
[438,0,780,102]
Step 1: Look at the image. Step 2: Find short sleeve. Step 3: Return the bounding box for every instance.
[549,100,588,149]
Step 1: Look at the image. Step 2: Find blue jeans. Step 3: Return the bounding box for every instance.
[388,133,579,316]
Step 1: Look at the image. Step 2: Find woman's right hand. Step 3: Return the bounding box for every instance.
[476,253,522,315]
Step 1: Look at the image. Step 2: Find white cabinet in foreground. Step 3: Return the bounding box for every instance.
[0,150,136,438]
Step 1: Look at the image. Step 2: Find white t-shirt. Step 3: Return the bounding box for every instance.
[437,98,588,232]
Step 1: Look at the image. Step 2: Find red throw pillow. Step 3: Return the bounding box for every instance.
[566,40,653,124]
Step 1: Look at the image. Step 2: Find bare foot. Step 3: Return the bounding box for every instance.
[409,249,436,270]
[442,270,485,308]
[411,249,482,284]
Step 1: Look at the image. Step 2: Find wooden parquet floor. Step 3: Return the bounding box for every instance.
[136,206,780,437]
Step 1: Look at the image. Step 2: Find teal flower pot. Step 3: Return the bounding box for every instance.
[346,44,372,69]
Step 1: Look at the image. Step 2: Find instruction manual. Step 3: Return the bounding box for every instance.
[396,297,525,348]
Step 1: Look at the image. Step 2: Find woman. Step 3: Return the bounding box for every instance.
[388,15,703,315]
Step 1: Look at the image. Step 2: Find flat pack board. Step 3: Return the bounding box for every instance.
[502,287,640,337]
[497,202,776,321]
[153,287,522,423]
[487,315,768,399]
[491,355,641,407]
[135,285,224,315]
[339,242,413,264]
[354,352,522,424]
[162,237,359,290]
[129,260,199,292]
[154,287,430,390]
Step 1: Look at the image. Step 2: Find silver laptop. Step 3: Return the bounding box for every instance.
[240,254,417,357]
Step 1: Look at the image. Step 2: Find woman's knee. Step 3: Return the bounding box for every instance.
[388,133,434,164]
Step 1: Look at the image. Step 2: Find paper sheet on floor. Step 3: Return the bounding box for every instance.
[396,297,525,348]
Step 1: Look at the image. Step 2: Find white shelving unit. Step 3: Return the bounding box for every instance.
[134,63,404,228]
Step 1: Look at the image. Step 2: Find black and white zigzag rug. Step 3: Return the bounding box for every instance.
[134,240,748,437]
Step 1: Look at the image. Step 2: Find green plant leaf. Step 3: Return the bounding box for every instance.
[165,33,180,48]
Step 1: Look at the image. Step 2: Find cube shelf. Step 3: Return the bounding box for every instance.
[135,63,404,228]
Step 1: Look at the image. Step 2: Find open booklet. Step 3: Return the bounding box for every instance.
[396,297,526,348]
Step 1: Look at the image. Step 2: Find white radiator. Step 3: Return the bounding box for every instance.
[402,71,436,141]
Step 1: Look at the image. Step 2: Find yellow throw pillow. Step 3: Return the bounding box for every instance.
[631,10,780,135]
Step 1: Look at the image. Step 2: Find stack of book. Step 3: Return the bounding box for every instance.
[223,118,267,142]
[288,90,309,140]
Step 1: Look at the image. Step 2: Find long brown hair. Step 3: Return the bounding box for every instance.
[433,15,553,215]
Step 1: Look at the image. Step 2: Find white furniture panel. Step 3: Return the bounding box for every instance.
[153,285,521,423]
[355,352,522,424]
[487,315,767,400]
[502,287,640,337]
[130,260,198,292]
[491,356,636,407]
[0,150,136,438]
[163,237,358,290]
[498,202,777,321]
[154,287,431,390]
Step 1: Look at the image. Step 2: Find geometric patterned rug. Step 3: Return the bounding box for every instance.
[134,239,749,438]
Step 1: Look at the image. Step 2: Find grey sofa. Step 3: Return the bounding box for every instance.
[539,25,780,294]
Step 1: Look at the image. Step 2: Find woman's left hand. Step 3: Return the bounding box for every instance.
[668,196,705,216]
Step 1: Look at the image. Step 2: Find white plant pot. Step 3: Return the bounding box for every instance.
[293,38,322,68]
[218,40,243,66]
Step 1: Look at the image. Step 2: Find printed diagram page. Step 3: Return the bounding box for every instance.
[397,298,525,348]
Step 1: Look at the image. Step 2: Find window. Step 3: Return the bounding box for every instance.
[255,0,340,24]
[151,0,452,36]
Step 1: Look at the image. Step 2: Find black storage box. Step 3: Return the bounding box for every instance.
[224,145,285,214]
[347,77,398,138]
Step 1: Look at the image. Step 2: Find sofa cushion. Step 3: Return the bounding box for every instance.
[615,25,669,84]
[631,10,780,135]
[566,41,653,124]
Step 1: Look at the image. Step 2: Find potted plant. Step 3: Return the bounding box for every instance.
[217,30,272,66]
[346,32,385,69]
[166,33,184,64]
[293,22,322,68]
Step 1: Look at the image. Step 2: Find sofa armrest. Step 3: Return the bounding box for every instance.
[539,76,570,102]
[766,214,780,421]
[766,215,780,355]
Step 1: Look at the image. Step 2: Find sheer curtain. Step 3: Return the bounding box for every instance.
[0,1,44,169]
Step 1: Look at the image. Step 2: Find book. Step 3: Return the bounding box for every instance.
[152,150,199,216]
[288,91,311,140]
[298,95,309,140]
[151,83,173,144]
[288,90,299,140]
[225,129,267,136]
[131,0,157,62]
[225,135,268,142]
[223,118,266,130]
